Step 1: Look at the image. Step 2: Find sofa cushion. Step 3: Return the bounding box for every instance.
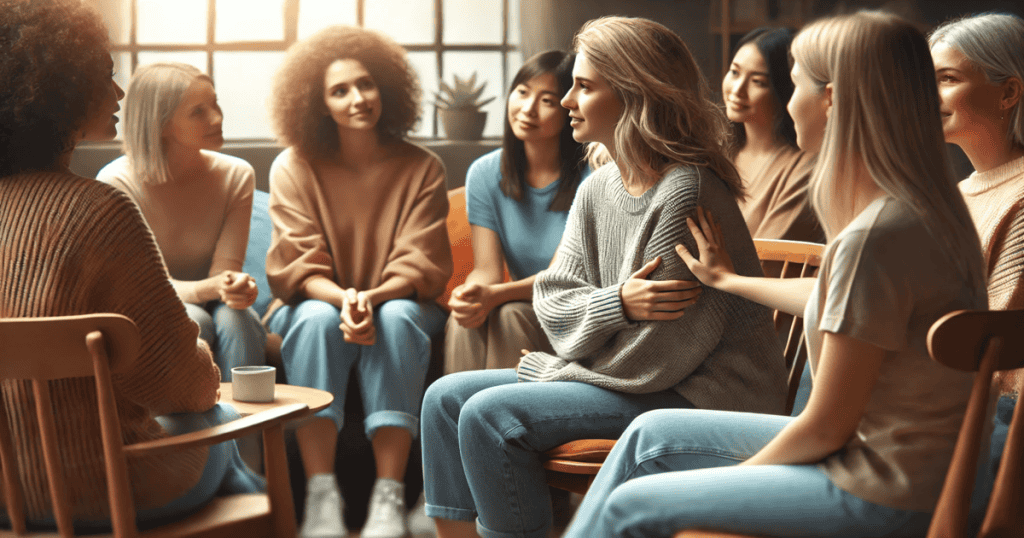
[243,189,275,318]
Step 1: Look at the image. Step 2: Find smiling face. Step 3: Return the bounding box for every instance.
[507,72,566,143]
[787,62,830,153]
[80,55,125,142]
[163,77,224,151]
[560,53,623,149]
[931,42,1006,149]
[323,58,382,132]
[722,43,775,126]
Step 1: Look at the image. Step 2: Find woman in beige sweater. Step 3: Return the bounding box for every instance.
[266,25,452,538]
[0,0,259,528]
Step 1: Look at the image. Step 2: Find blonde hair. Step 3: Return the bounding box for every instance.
[792,12,985,290]
[572,16,741,195]
[929,12,1024,150]
[122,62,212,184]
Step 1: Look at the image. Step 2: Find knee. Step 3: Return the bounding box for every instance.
[495,301,533,324]
[213,306,265,335]
[458,389,512,443]
[290,300,341,334]
[603,480,657,531]
[376,298,420,326]
[185,303,215,342]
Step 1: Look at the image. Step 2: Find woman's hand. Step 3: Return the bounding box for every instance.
[448,282,496,329]
[340,288,376,345]
[675,207,737,289]
[620,257,702,321]
[218,271,258,309]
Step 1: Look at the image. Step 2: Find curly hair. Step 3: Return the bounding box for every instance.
[0,0,111,176]
[271,25,421,161]
[573,17,741,195]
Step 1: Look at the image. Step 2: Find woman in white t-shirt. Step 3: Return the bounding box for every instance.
[562,11,990,538]
[98,62,265,380]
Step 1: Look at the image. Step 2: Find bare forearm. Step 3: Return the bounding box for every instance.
[303,276,347,307]
[489,275,536,304]
[171,275,223,305]
[365,277,415,306]
[715,275,816,317]
[741,415,847,466]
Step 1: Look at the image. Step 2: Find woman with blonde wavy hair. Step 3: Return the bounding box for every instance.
[421,15,785,538]
[561,11,990,537]
[98,62,265,381]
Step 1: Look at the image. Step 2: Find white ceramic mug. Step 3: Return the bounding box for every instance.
[231,365,276,403]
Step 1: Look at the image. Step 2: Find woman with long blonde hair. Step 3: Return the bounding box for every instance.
[560,12,988,537]
[420,16,785,538]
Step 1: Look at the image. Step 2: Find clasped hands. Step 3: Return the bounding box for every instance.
[339,288,376,345]
[218,270,258,310]
[448,281,495,329]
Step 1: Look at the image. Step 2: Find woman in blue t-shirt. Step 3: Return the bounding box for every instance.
[443,50,587,373]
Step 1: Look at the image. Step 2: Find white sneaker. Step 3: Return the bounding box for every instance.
[361,478,408,538]
[406,493,436,538]
[300,474,349,538]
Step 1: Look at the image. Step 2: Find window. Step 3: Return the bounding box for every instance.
[93,0,521,139]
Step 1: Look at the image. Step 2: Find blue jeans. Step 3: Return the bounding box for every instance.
[563,408,996,538]
[186,302,267,382]
[268,298,445,438]
[420,369,693,538]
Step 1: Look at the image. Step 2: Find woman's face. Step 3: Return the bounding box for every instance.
[561,53,622,149]
[323,58,382,132]
[722,43,775,126]
[787,61,829,153]
[163,77,224,151]
[80,55,125,142]
[931,42,1006,149]
[507,72,565,143]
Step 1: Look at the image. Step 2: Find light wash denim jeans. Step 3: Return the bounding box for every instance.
[186,302,267,382]
[563,408,996,538]
[420,369,693,538]
[268,298,445,438]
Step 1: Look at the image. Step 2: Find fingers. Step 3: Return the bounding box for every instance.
[521,349,530,356]
[645,279,702,293]
[629,257,662,280]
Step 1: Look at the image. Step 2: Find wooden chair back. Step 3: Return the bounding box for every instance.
[675,308,1024,538]
[541,240,825,494]
[0,314,140,537]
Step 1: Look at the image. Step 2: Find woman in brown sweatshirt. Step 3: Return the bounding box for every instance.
[266,25,452,538]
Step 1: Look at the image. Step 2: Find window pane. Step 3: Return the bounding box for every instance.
[216,0,285,42]
[90,0,131,44]
[298,0,358,40]
[443,52,503,138]
[443,0,501,44]
[112,52,132,140]
[505,51,523,94]
[508,0,520,45]
[365,0,434,45]
[137,51,208,73]
[137,0,207,44]
[407,51,438,138]
[213,51,286,139]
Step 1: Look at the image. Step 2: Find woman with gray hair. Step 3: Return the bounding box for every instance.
[97,62,266,380]
[929,12,1024,395]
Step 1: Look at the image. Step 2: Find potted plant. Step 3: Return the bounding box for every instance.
[435,72,495,141]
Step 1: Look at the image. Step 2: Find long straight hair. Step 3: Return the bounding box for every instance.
[499,50,585,211]
[728,27,799,154]
[792,12,985,290]
[123,62,212,184]
[572,16,741,195]
[929,12,1024,150]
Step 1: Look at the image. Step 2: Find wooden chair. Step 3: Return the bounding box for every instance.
[542,239,825,495]
[0,314,309,538]
[676,308,1024,538]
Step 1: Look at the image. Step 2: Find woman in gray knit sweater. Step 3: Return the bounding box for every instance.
[420,16,786,538]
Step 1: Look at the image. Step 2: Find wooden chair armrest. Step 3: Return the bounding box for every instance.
[123,403,309,457]
[544,439,617,462]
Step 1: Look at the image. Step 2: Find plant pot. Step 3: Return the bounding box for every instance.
[439,109,487,141]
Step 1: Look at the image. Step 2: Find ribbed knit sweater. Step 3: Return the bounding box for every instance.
[519,164,787,414]
[959,155,1024,394]
[0,171,221,522]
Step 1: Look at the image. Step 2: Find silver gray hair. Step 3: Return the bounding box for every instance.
[929,13,1024,149]
[122,62,212,184]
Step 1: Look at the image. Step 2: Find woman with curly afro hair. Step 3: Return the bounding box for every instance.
[1,0,263,531]
[266,25,452,538]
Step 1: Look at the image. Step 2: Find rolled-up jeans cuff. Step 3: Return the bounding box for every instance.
[424,503,476,521]
[364,410,418,439]
[477,517,550,538]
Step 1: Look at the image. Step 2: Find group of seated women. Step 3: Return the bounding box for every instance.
[1,1,1023,538]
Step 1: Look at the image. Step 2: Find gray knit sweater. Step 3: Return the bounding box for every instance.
[518,163,787,414]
